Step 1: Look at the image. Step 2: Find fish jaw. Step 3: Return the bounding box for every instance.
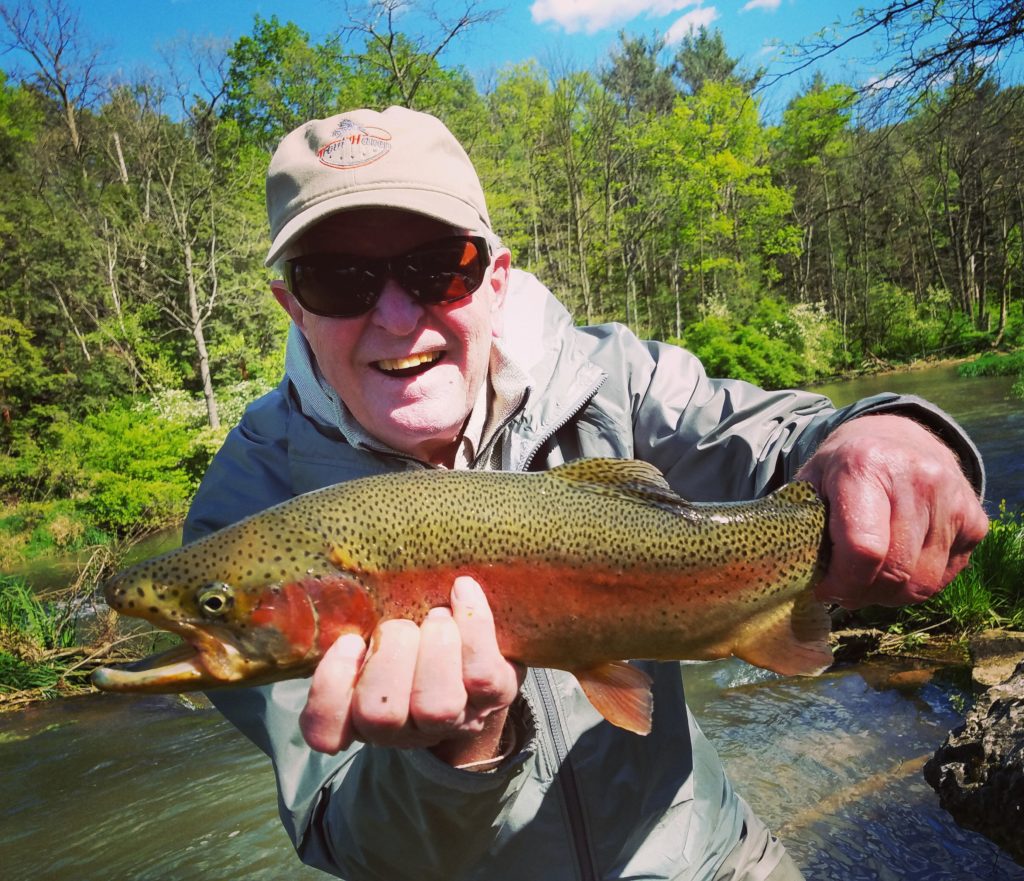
[90,619,289,692]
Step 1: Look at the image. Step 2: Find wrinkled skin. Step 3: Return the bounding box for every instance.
[275,209,989,767]
[797,414,989,609]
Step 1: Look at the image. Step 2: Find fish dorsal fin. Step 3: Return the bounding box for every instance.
[574,660,654,735]
[549,458,692,513]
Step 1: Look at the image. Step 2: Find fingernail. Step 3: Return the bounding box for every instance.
[452,577,483,604]
[336,633,367,657]
[427,606,452,620]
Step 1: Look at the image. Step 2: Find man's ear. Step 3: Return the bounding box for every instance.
[271,280,306,331]
[489,248,511,338]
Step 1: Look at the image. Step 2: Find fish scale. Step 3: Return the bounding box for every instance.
[93,457,833,735]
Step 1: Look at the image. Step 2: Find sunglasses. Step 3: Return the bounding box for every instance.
[283,235,491,318]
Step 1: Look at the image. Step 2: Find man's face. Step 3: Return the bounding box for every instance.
[272,208,509,465]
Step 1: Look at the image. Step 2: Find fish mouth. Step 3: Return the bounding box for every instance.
[91,623,260,693]
[373,351,444,377]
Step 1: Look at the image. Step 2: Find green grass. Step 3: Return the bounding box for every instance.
[0,575,76,652]
[0,575,81,697]
[957,350,1024,378]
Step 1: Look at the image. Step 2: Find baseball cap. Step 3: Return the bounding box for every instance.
[264,106,492,267]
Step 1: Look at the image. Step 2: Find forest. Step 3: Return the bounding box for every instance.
[1,0,1023,565]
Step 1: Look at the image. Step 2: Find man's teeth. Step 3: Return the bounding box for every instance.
[376,352,441,372]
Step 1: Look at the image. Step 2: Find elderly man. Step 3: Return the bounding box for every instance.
[185,107,988,880]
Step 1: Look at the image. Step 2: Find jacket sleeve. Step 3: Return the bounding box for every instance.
[611,333,984,502]
[184,384,539,881]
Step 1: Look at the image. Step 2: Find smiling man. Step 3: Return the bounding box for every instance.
[184,106,989,881]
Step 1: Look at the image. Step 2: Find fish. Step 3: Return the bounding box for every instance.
[91,458,833,734]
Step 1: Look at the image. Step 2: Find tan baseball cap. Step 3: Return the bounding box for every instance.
[264,106,492,267]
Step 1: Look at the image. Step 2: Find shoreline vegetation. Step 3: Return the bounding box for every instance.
[2,355,1021,712]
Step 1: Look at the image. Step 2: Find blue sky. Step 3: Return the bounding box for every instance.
[47,1,871,107]
[14,0,1005,116]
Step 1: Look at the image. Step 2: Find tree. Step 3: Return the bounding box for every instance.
[224,15,349,149]
[600,32,675,116]
[783,1,1024,116]
[0,0,107,159]
[672,26,759,96]
[340,0,499,108]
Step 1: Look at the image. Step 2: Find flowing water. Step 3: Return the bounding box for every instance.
[2,365,1022,880]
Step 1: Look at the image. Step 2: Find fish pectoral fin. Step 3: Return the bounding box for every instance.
[733,590,833,677]
[574,660,654,736]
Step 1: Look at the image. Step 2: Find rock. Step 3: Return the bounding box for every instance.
[829,628,883,663]
[924,659,1024,865]
[969,629,1024,688]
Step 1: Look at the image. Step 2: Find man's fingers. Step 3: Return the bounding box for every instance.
[815,476,890,606]
[300,633,366,754]
[351,619,424,746]
[410,607,469,735]
[452,576,523,714]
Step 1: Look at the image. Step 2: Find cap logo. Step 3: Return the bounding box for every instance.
[317,118,392,169]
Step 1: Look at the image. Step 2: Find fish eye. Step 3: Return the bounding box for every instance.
[196,582,234,617]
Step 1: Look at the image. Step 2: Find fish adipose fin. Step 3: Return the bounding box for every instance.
[574,660,654,735]
[733,590,833,676]
[550,458,693,514]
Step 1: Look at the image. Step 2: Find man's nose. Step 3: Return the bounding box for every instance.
[371,277,425,335]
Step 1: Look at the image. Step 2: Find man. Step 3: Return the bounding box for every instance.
[185,106,989,880]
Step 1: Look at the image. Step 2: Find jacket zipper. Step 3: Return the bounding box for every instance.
[517,373,606,881]
[520,373,607,472]
[534,669,598,881]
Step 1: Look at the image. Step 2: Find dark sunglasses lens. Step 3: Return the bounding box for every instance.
[289,259,380,317]
[402,238,486,302]
[286,236,488,318]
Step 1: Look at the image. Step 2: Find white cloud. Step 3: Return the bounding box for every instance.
[664,6,720,44]
[742,0,781,11]
[530,0,699,35]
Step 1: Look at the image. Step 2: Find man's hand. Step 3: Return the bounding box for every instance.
[797,414,989,609]
[299,576,523,767]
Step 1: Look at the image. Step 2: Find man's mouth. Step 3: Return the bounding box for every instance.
[374,351,444,377]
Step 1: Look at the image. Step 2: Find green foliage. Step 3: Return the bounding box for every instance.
[0,575,90,696]
[224,15,349,148]
[855,285,984,362]
[0,575,75,654]
[57,403,206,533]
[957,350,1024,377]
[675,297,842,388]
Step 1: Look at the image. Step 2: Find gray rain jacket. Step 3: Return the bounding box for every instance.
[184,270,983,881]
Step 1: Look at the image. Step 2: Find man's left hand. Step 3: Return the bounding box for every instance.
[797,413,989,609]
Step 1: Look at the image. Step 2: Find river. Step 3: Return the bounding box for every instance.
[2,364,1022,880]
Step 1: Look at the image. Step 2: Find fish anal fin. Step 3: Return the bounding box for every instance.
[574,660,653,735]
[733,591,833,676]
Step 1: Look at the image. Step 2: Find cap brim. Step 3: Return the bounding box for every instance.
[264,188,485,267]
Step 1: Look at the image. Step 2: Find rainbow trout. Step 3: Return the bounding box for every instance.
[92,458,832,734]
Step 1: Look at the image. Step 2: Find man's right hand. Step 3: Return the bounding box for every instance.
[299,576,523,768]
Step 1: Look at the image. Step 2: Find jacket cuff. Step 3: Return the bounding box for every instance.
[843,394,986,499]
[404,695,537,788]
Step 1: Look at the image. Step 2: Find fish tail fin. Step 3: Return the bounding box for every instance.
[733,590,833,676]
[574,660,654,735]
